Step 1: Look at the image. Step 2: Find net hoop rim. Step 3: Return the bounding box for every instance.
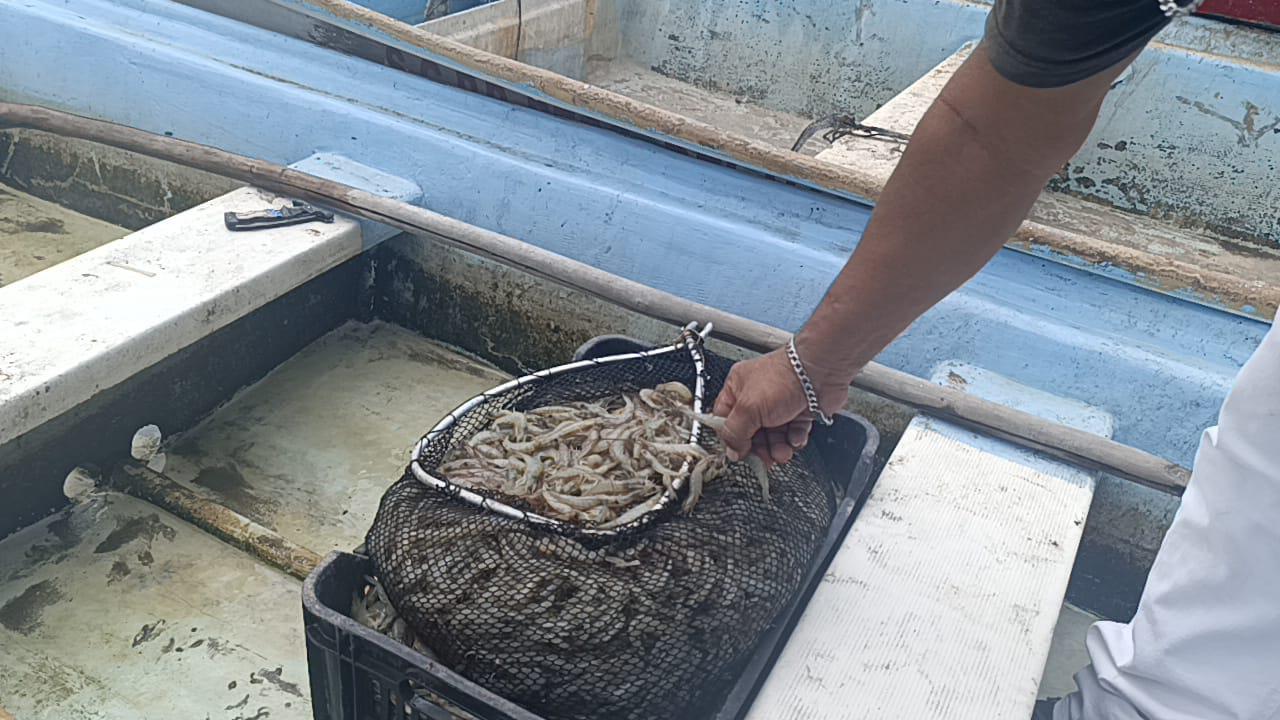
[408,322,713,537]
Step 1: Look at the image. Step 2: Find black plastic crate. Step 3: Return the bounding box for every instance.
[303,336,880,720]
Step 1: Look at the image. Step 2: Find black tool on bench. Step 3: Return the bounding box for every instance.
[224,200,335,231]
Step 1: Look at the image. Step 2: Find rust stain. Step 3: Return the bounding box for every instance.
[1007,226,1279,319]
[1175,96,1280,147]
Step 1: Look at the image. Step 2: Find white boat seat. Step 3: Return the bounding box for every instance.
[748,362,1113,720]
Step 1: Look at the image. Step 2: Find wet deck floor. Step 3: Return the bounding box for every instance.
[162,320,509,555]
[0,493,309,720]
[0,185,126,288]
[0,320,507,719]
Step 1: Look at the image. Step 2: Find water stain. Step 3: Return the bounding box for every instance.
[160,637,176,654]
[0,216,67,234]
[204,637,234,657]
[192,463,277,525]
[107,559,131,584]
[0,579,65,635]
[132,619,166,647]
[93,513,176,554]
[21,513,81,567]
[255,666,304,698]
[249,666,302,696]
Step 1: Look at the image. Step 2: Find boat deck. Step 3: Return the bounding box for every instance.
[162,321,507,555]
[0,321,506,719]
[0,185,126,289]
[0,493,309,720]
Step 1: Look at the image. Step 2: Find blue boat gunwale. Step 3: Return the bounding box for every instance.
[195,0,1280,320]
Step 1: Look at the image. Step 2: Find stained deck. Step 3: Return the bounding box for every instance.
[0,321,507,719]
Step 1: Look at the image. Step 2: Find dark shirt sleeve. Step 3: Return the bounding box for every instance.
[983,0,1173,88]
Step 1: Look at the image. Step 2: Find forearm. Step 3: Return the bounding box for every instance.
[796,46,1119,386]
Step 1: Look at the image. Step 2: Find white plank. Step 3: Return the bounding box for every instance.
[0,153,419,447]
[0,186,362,446]
[750,363,1112,720]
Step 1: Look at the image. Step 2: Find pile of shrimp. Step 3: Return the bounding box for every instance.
[436,381,762,528]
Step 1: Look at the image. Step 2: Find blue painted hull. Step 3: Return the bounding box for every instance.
[0,0,1268,476]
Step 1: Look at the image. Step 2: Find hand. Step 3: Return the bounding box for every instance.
[712,347,848,466]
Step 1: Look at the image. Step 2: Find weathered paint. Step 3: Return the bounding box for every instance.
[194,0,1280,259]
[574,1,1280,247]
[418,2,1280,320]
[1061,32,1280,247]
[813,43,1280,320]
[0,0,1267,471]
[601,0,986,123]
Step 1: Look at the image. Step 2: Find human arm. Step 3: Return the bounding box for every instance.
[714,43,1139,463]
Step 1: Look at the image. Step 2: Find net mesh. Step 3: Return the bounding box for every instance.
[366,346,837,720]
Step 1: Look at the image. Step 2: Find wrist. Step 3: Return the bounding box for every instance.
[789,333,859,419]
[792,326,863,389]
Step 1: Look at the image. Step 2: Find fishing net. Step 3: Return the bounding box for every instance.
[366,329,838,720]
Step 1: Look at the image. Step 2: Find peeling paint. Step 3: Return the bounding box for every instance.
[1174,95,1280,147]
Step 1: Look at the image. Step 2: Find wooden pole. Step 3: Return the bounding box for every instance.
[0,102,1190,495]
[113,463,322,580]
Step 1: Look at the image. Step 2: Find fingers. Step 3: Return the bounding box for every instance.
[716,366,759,461]
[787,418,812,451]
[765,427,794,465]
[713,354,814,464]
[751,432,770,462]
[721,398,761,462]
